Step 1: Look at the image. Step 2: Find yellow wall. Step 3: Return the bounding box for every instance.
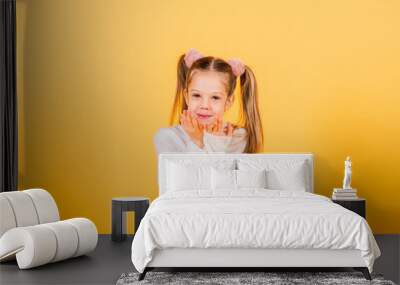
[16,0,400,234]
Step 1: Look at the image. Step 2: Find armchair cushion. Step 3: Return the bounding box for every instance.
[0,189,98,269]
[0,218,97,269]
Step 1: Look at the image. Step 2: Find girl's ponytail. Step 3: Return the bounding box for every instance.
[239,66,264,153]
[169,54,189,126]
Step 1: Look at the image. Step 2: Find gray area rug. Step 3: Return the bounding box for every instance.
[116,271,396,285]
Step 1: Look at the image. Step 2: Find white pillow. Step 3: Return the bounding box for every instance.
[167,161,212,191]
[211,168,236,190]
[266,166,307,191]
[236,169,268,188]
[237,159,308,191]
[211,168,268,190]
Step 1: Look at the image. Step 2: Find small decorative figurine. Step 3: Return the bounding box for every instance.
[342,156,352,189]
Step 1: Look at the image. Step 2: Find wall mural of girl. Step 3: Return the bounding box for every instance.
[154,48,264,155]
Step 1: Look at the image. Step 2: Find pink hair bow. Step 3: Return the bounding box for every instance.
[184,48,246,77]
[184,48,204,69]
[227,58,246,77]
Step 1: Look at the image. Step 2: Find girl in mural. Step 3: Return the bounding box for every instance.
[154,48,264,155]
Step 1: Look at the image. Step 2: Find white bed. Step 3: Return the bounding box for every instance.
[131,153,381,281]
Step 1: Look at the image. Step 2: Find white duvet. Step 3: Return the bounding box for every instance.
[131,189,381,273]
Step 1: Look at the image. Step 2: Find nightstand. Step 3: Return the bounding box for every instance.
[111,197,149,242]
[332,198,366,218]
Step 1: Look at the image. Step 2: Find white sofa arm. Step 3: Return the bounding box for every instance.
[0,218,98,269]
[64,218,98,257]
[0,225,57,269]
[0,189,60,238]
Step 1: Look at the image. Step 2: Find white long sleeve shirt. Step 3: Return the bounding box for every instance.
[153,123,247,156]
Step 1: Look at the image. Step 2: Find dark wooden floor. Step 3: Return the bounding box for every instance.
[0,234,399,285]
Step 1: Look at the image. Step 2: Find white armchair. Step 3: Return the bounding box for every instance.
[0,188,98,269]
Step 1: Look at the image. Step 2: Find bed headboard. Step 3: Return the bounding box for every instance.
[157,153,314,195]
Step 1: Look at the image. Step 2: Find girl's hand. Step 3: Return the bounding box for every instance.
[224,122,235,137]
[180,110,204,148]
[205,115,234,137]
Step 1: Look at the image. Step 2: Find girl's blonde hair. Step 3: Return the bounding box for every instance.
[169,54,264,153]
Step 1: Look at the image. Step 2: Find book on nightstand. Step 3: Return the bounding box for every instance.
[332,188,358,200]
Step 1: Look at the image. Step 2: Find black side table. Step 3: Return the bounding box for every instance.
[112,197,149,242]
[332,198,366,219]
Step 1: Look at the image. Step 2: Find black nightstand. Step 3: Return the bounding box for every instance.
[111,197,149,242]
[332,198,366,218]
